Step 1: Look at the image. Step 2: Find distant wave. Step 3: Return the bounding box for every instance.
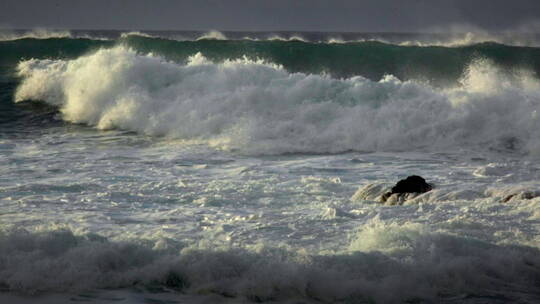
[119,31,156,39]
[3,34,540,83]
[0,29,109,41]
[120,30,228,41]
[2,29,540,47]
[120,30,540,47]
[124,30,540,47]
[396,31,540,47]
[0,29,73,41]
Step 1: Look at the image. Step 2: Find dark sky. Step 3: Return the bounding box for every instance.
[1,0,539,32]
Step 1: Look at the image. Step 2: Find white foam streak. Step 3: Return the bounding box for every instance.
[266,34,308,42]
[196,30,228,41]
[15,47,540,155]
[119,31,156,39]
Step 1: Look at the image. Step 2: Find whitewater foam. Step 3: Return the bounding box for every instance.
[1,223,539,303]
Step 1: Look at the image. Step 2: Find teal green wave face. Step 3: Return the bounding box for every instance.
[1,36,540,85]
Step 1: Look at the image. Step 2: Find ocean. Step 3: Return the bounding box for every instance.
[1,29,539,303]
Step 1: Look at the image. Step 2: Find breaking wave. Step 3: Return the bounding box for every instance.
[1,226,539,303]
[13,46,540,155]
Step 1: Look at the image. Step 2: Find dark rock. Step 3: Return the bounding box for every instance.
[381,175,432,204]
[380,191,393,203]
[391,175,432,194]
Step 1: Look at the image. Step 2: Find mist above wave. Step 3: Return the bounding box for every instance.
[0,29,110,41]
[0,29,72,41]
[14,46,540,155]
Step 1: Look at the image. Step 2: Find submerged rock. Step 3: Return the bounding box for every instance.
[501,190,540,203]
[381,175,433,205]
[351,176,433,205]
